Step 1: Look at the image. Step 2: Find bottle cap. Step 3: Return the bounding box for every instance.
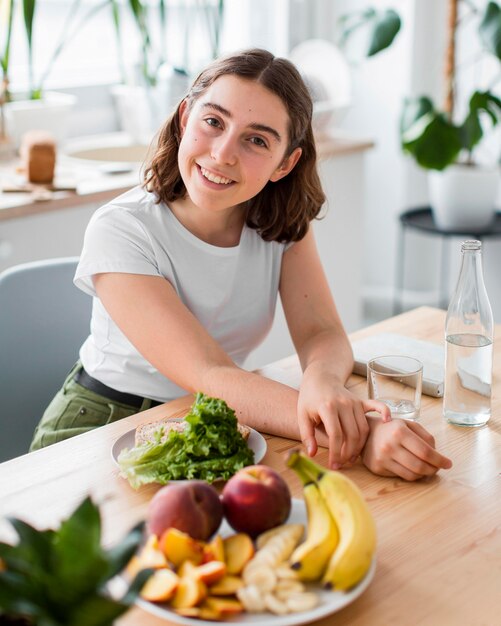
[461,240,481,252]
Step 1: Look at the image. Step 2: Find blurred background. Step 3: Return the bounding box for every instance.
[1,0,500,366]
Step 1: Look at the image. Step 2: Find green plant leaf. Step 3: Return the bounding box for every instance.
[461,90,501,151]
[65,594,130,626]
[401,96,462,170]
[339,7,401,58]
[120,567,154,606]
[48,497,109,606]
[479,1,501,60]
[105,521,145,579]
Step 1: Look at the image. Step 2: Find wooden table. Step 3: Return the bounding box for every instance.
[1,306,500,625]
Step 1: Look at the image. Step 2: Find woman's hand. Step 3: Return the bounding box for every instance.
[297,365,391,469]
[361,416,453,481]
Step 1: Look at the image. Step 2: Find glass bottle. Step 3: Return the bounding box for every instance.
[443,240,494,426]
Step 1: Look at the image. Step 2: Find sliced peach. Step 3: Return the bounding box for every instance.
[192,560,226,585]
[209,574,244,596]
[175,605,222,621]
[140,568,179,602]
[203,534,225,563]
[223,533,255,575]
[170,576,207,609]
[177,559,198,578]
[160,528,205,567]
[126,547,169,578]
[205,596,244,616]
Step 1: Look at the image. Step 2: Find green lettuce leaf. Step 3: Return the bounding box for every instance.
[118,393,254,488]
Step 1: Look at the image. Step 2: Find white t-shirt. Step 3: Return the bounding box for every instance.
[74,186,288,402]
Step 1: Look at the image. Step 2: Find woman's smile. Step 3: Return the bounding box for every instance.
[197,164,236,187]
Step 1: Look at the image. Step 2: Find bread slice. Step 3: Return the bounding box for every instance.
[135,418,251,447]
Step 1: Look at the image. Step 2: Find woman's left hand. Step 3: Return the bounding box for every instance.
[297,365,391,469]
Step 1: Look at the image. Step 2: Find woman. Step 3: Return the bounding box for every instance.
[31,49,451,480]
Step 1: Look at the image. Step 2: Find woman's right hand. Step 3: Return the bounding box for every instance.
[361,416,453,481]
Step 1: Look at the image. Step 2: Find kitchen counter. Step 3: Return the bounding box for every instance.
[0,133,373,222]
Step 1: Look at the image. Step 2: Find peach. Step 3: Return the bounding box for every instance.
[148,481,223,541]
[177,559,198,578]
[140,568,179,602]
[223,533,255,575]
[209,574,244,596]
[222,465,292,537]
[203,534,225,563]
[170,576,207,609]
[205,596,244,616]
[192,560,227,585]
[175,605,221,621]
[160,528,205,567]
[126,535,169,578]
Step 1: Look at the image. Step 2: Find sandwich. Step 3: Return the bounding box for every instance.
[135,417,251,447]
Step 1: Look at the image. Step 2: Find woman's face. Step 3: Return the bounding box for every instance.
[177,74,301,213]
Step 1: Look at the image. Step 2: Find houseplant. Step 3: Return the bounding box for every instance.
[341,0,501,230]
[0,0,110,147]
[0,496,150,626]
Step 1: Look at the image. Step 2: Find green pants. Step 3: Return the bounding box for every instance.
[30,362,159,451]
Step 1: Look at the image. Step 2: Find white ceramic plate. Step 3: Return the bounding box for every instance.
[136,498,376,625]
[111,420,267,473]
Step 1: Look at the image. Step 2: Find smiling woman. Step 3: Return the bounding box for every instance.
[29,48,451,484]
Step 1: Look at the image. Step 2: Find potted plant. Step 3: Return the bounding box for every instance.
[0,497,151,626]
[0,0,111,148]
[341,0,501,230]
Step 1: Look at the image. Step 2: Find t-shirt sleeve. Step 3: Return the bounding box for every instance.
[74,205,161,297]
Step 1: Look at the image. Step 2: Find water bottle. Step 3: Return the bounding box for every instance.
[443,240,493,426]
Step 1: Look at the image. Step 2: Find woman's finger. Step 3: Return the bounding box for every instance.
[337,405,360,464]
[297,410,318,457]
[362,399,392,422]
[401,429,453,470]
[319,405,343,469]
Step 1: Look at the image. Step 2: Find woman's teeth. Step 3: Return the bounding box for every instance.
[200,167,233,185]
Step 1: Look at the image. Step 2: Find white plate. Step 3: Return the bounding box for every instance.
[136,498,376,625]
[111,420,267,474]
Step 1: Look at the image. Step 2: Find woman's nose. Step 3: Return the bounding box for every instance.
[211,134,238,165]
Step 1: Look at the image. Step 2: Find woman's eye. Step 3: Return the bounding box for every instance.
[205,117,221,128]
[250,136,267,148]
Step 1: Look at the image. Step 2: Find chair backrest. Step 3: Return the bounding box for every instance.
[0,257,92,462]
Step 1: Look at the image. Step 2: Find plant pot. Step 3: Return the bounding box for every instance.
[4,92,77,148]
[428,164,500,231]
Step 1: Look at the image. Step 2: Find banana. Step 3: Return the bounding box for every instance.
[287,450,376,592]
[289,482,339,581]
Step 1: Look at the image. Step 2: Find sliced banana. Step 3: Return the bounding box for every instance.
[256,523,304,550]
[274,579,306,600]
[242,565,277,592]
[264,593,289,616]
[286,591,320,613]
[236,584,266,613]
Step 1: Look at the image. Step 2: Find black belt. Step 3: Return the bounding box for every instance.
[74,367,163,409]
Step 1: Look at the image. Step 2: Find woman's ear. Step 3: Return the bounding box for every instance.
[269,147,302,182]
[179,99,189,135]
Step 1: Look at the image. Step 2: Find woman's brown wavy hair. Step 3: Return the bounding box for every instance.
[144,48,325,243]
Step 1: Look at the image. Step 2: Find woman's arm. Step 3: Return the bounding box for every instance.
[93,272,303,439]
[279,229,390,468]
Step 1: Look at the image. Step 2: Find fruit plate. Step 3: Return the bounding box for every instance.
[135,498,376,625]
[111,421,267,472]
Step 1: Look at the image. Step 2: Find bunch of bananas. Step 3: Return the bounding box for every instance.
[287,450,376,591]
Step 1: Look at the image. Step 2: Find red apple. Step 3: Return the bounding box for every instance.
[221,465,291,537]
[147,481,223,541]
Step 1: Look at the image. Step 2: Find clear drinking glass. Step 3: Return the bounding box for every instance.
[367,355,423,420]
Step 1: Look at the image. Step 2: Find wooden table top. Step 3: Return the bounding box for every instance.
[1,306,499,625]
